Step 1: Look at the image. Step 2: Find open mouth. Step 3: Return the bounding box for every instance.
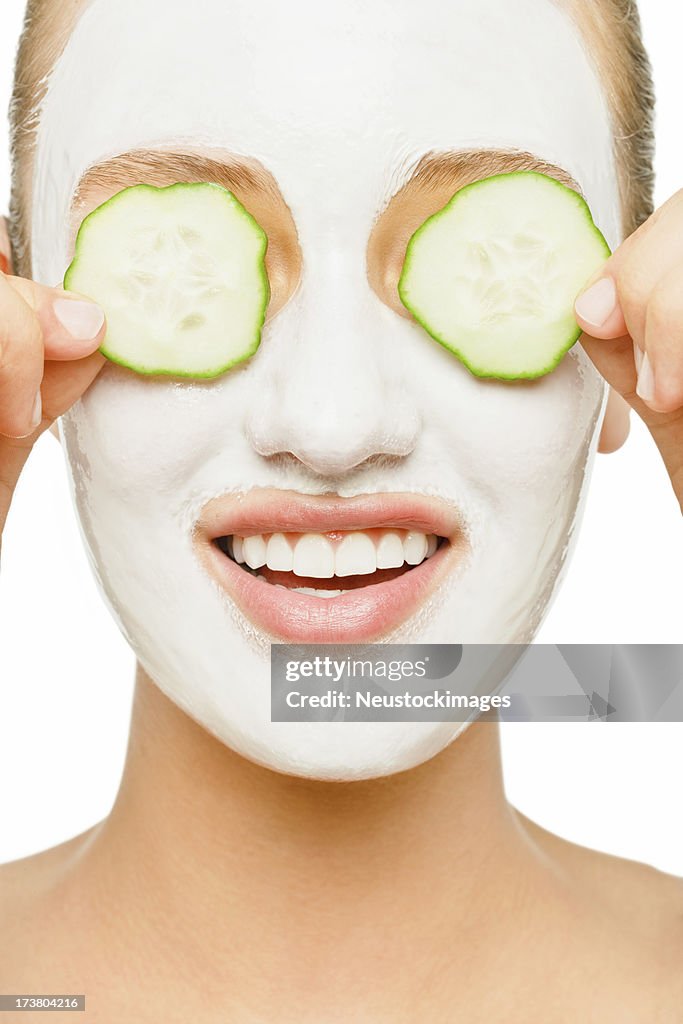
[214,528,445,597]
[197,490,467,642]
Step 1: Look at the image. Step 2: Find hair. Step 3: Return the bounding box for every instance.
[6,0,656,278]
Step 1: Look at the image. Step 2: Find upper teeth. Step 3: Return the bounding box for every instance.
[229,530,439,578]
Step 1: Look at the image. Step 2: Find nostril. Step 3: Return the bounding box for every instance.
[245,378,421,476]
[247,417,421,475]
[280,446,380,477]
[266,448,412,478]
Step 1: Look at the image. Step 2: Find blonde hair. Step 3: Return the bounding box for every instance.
[7,0,655,278]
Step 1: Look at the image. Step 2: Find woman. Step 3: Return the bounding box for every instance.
[1,0,681,1017]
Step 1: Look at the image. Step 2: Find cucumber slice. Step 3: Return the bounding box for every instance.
[64,182,269,378]
[398,171,611,380]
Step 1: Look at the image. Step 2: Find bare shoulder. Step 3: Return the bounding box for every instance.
[0,827,98,982]
[517,810,683,1016]
[519,809,683,924]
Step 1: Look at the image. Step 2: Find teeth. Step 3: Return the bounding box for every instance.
[266,533,294,571]
[243,534,267,569]
[404,531,429,565]
[376,531,405,569]
[292,533,335,578]
[227,529,441,577]
[292,587,344,598]
[335,532,376,577]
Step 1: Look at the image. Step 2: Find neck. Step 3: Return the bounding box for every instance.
[81,665,543,1003]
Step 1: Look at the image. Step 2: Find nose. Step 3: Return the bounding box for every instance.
[245,258,420,477]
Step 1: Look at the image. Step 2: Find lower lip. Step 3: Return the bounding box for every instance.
[204,540,461,642]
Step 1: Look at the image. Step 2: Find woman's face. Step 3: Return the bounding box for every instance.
[31,0,620,780]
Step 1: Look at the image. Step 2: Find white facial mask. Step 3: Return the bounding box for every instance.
[32,0,619,780]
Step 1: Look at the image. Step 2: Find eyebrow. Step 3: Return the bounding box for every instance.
[72,146,581,224]
[71,148,285,209]
[391,148,581,202]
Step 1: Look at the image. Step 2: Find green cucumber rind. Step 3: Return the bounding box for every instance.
[397,170,611,381]
[63,181,271,380]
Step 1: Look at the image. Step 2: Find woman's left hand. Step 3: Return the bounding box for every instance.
[575,189,683,512]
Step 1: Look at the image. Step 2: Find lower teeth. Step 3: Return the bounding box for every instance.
[291,587,344,598]
[247,565,347,596]
[260,577,344,598]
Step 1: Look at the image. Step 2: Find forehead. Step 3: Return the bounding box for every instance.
[31,0,619,285]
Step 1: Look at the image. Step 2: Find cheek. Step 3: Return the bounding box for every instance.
[63,362,254,500]
[403,327,603,493]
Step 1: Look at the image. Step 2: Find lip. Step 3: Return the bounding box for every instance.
[194,488,469,643]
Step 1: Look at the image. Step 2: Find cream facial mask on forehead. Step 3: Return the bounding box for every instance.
[32,0,620,284]
[32,0,618,780]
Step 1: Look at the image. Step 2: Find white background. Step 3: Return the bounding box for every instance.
[0,2,681,871]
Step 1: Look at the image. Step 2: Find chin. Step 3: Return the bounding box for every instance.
[211,716,475,781]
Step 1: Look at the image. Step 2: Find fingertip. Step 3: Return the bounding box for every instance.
[576,303,629,341]
[575,277,626,337]
[650,381,683,416]
[597,389,631,454]
[576,293,628,342]
[53,296,106,340]
[43,296,106,360]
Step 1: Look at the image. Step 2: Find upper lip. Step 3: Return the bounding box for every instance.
[195,488,465,542]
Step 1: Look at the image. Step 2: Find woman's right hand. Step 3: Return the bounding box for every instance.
[0,271,106,535]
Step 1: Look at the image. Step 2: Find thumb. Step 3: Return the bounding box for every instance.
[574,270,628,342]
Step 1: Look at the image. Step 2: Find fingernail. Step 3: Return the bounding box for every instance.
[636,350,655,404]
[29,389,42,430]
[633,340,644,376]
[54,297,105,339]
[575,277,617,328]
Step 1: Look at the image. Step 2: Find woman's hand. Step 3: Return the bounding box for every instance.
[575,190,683,512]
[0,270,106,536]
